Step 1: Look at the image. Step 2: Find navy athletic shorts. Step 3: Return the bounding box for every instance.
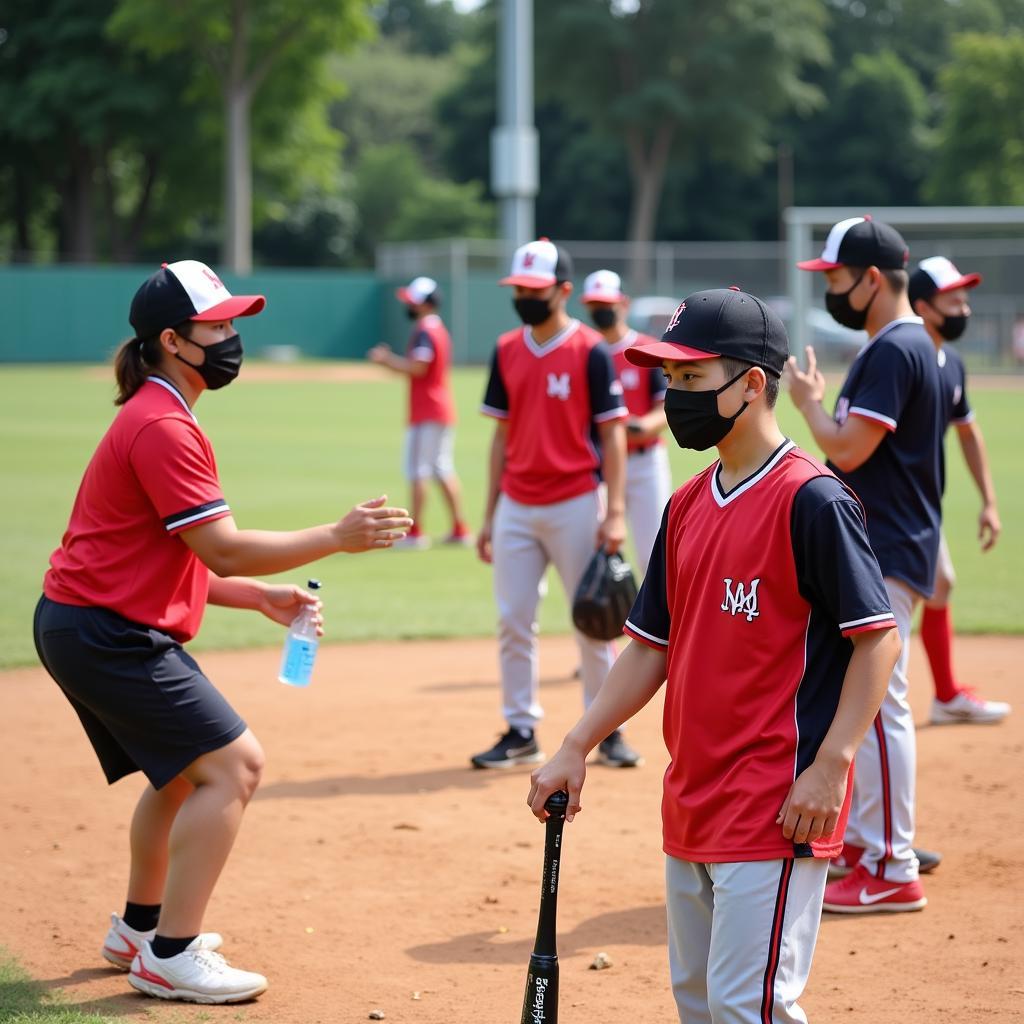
[33,595,247,790]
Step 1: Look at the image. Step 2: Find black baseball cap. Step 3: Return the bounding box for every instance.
[129,260,265,339]
[908,256,982,306]
[797,215,909,272]
[625,287,789,378]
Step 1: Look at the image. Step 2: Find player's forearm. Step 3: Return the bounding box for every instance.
[562,641,665,754]
[207,575,268,609]
[957,422,997,506]
[599,421,627,513]
[796,401,873,472]
[815,627,900,769]
[200,525,342,578]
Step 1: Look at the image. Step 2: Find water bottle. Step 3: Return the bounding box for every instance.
[278,579,322,687]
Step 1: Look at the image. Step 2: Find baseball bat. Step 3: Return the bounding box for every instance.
[520,790,569,1024]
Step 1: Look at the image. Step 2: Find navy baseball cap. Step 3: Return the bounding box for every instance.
[798,216,909,272]
[129,260,265,339]
[908,256,982,306]
[625,287,789,378]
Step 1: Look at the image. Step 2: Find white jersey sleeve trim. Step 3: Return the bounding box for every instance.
[839,611,897,631]
[480,403,509,419]
[951,412,975,425]
[849,406,897,431]
[594,405,629,423]
[409,346,435,362]
[165,501,231,532]
[624,619,668,647]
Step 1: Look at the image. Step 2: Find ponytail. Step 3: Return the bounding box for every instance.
[114,335,161,405]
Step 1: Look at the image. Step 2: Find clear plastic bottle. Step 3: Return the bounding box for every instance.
[278,579,322,687]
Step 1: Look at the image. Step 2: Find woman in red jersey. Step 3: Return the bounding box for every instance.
[34,260,411,1005]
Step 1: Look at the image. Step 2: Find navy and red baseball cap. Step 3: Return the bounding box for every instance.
[129,260,265,339]
[625,287,789,378]
[908,257,982,305]
[797,216,909,272]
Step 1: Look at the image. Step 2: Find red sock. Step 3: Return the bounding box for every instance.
[452,520,469,537]
[408,523,422,538]
[921,605,961,703]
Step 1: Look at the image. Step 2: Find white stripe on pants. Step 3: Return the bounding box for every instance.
[626,445,672,576]
[666,856,828,1024]
[844,577,920,882]
[492,490,615,731]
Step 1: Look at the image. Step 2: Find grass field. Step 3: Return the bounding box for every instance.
[0,361,1020,668]
[0,949,110,1023]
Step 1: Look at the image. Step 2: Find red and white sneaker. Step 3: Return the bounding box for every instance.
[102,914,222,971]
[827,842,864,880]
[442,527,474,547]
[930,689,1011,725]
[822,864,927,914]
[129,938,266,1004]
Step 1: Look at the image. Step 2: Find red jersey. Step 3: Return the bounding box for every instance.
[625,441,896,862]
[481,320,628,505]
[407,314,455,426]
[608,330,667,453]
[44,377,233,642]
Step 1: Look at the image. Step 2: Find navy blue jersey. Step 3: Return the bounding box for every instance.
[829,318,944,597]
[939,345,972,427]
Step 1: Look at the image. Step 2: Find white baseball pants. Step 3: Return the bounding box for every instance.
[844,577,921,883]
[492,489,615,731]
[626,445,673,576]
[666,855,829,1024]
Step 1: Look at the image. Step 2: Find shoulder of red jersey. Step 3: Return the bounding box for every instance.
[496,326,527,349]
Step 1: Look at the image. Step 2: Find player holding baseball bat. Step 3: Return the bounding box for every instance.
[529,288,900,1023]
[34,260,411,1004]
[520,790,569,1024]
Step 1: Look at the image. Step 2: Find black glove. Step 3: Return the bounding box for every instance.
[571,548,639,642]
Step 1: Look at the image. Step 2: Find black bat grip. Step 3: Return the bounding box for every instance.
[534,790,568,958]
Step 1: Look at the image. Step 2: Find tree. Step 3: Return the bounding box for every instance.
[110,0,373,273]
[537,0,829,250]
[926,32,1024,204]
[372,0,466,56]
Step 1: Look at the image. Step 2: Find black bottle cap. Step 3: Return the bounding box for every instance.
[307,579,322,590]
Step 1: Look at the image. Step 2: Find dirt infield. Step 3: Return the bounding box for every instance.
[1,635,1021,1023]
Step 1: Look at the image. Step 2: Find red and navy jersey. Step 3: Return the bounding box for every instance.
[481,320,628,505]
[608,330,666,453]
[830,318,944,597]
[407,313,455,426]
[624,441,895,863]
[44,377,232,642]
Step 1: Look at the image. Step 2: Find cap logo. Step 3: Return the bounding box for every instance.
[202,268,225,290]
[522,251,536,269]
[666,301,686,333]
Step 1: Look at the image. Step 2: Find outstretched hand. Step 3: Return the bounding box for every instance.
[783,346,827,412]
[335,495,413,552]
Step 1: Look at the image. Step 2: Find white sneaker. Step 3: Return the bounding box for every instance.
[129,938,267,1003]
[930,690,1011,725]
[101,914,224,971]
[391,534,431,550]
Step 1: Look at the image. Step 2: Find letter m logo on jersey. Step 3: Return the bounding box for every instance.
[546,372,571,401]
[721,577,761,622]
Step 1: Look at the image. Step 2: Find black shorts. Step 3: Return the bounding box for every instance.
[33,595,247,790]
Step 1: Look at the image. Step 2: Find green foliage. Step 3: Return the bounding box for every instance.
[372,0,467,56]
[926,32,1024,204]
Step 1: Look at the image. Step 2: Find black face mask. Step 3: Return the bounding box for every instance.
[513,295,554,326]
[933,309,968,341]
[589,307,617,330]
[824,271,876,331]
[406,306,419,321]
[175,333,243,390]
[663,368,750,451]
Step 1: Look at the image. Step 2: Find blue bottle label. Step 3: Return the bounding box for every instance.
[279,635,318,687]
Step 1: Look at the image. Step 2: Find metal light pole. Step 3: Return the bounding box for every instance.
[491,0,538,251]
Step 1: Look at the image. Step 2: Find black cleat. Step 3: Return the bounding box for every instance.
[471,728,544,770]
[597,730,644,768]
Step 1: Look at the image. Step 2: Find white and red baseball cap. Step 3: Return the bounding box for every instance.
[797,215,909,272]
[395,276,439,305]
[129,260,265,338]
[499,237,573,288]
[908,257,981,305]
[581,269,626,303]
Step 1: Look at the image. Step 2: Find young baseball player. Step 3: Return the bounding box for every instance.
[786,216,945,911]
[908,257,1010,725]
[35,260,411,1004]
[529,286,900,1024]
[472,239,639,770]
[581,269,671,574]
[368,276,471,549]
